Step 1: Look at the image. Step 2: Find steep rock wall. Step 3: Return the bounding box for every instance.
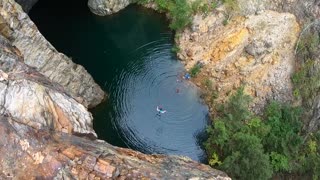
[0,117,230,179]
[0,34,97,137]
[177,10,300,113]
[0,0,106,108]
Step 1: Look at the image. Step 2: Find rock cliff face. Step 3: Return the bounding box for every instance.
[0,33,230,179]
[237,0,320,21]
[177,10,300,112]
[0,34,96,137]
[0,117,230,179]
[88,0,132,15]
[1,0,105,108]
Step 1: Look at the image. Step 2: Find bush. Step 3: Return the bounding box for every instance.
[204,88,313,179]
[296,29,319,61]
[292,59,320,104]
[221,132,273,180]
[189,63,201,77]
[168,0,192,30]
[171,44,180,53]
[222,0,238,11]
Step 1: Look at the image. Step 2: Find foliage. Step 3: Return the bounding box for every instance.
[221,132,273,180]
[137,0,222,30]
[222,0,238,11]
[296,29,320,61]
[298,132,320,180]
[191,0,203,13]
[293,28,320,102]
[269,152,290,172]
[203,78,213,89]
[136,0,192,30]
[168,0,192,30]
[204,88,317,179]
[205,88,273,179]
[211,1,218,9]
[189,63,201,77]
[171,44,180,53]
[292,59,320,108]
[263,102,303,161]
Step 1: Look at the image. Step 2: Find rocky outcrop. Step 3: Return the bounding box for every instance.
[0,31,230,179]
[177,10,299,112]
[237,0,320,22]
[14,0,38,12]
[0,34,97,137]
[0,0,105,108]
[0,116,230,179]
[88,0,132,16]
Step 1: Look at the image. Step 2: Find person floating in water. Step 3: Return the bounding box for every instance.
[157,106,166,114]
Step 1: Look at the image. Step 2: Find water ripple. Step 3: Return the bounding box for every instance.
[110,37,209,161]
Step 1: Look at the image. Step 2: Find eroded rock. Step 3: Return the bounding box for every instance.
[0,0,105,108]
[237,0,320,22]
[0,117,230,179]
[88,0,132,16]
[177,10,300,112]
[0,34,97,137]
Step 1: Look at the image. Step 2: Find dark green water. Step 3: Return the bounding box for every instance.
[30,0,209,162]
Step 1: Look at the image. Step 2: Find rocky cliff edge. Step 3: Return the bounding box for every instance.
[0,0,105,108]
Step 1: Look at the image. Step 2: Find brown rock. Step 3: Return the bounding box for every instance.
[177,10,299,113]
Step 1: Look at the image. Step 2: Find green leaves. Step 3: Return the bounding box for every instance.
[204,88,310,179]
[221,132,273,180]
[270,152,290,172]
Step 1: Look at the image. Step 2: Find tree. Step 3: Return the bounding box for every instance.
[221,132,273,180]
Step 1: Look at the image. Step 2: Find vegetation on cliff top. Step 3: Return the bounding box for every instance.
[136,0,222,30]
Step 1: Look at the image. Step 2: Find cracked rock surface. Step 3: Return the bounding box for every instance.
[0,0,105,108]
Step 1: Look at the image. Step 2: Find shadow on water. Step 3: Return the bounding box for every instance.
[30,0,210,162]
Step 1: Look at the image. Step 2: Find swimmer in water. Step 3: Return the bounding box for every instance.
[157,106,166,114]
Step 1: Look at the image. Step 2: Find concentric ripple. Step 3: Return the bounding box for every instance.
[30,2,209,162]
[108,37,209,160]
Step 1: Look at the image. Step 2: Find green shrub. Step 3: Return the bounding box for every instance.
[199,4,210,15]
[136,0,195,30]
[204,88,313,179]
[221,132,273,180]
[171,44,180,53]
[222,0,238,11]
[292,59,320,103]
[191,0,203,13]
[211,1,218,9]
[168,0,193,30]
[189,63,201,77]
[203,78,213,89]
[296,30,319,61]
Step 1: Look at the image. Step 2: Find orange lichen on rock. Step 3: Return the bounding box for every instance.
[211,28,249,62]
